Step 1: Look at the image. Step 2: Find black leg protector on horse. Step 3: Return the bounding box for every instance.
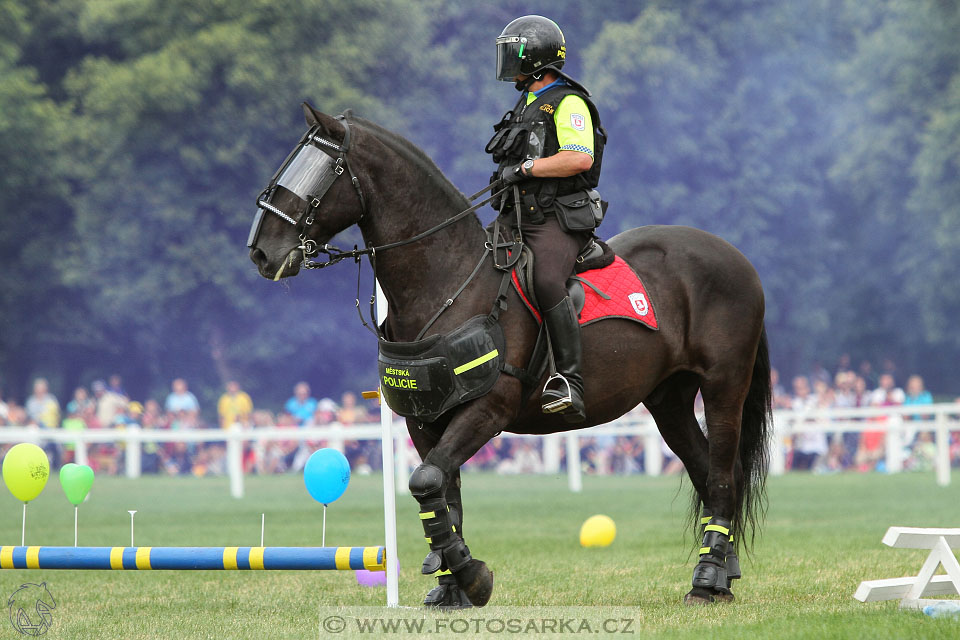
[701,510,740,586]
[409,455,493,607]
[409,463,473,575]
[690,516,734,598]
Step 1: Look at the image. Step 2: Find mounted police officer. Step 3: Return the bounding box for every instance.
[487,15,606,424]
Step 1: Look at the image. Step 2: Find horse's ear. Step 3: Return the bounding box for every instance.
[301,102,341,134]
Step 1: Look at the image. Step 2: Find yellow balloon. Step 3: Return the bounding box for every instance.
[579,514,616,547]
[2,443,50,503]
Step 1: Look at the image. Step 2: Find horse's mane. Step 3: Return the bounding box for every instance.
[350,115,473,211]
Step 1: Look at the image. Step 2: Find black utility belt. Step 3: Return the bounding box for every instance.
[506,189,605,231]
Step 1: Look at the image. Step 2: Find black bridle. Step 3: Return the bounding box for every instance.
[247,112,368,258]
[248,110,520,338]
[248,110,509,270]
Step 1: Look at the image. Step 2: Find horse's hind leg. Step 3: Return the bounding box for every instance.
[645,373,709,500]
[646,376,737,602]
[683,373,750,605]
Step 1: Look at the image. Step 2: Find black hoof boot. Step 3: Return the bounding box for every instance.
[424,574,473,609]
[454,559,494,607]
[684,516,735,605]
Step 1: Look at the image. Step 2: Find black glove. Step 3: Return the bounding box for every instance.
[499,162,526,187]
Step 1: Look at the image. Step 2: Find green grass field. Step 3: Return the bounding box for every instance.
[1,470,958,638]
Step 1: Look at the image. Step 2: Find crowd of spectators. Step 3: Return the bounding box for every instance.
[0,376,377,478]
[770,356,959,474]
[1,355,958,478]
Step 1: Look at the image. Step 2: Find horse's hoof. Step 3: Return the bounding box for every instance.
[423,575,473,609]
[683,591,714,606]
[454,559,494,607]
[683,587,734,605]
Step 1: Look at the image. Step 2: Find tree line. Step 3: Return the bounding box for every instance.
[2,0,958,410]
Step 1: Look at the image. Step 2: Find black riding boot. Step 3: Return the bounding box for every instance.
[540,296,586,423]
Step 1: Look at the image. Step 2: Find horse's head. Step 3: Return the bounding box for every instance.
[248,103,368,280]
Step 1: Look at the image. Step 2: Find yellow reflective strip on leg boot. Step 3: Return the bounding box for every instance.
[436,569,452,576]
[700,516,712,525]
[419,511,436,520]
[699,547,712,555]
[705,524,730,536]
[425,537,432,543]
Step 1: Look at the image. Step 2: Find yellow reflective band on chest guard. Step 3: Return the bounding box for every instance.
[454,349,499,375]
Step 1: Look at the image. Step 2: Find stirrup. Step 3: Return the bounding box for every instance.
[541,373,574,413]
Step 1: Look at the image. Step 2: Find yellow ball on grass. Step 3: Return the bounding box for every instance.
[579,514,616,547]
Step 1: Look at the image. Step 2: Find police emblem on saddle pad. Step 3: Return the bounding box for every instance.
[378,315,506,422]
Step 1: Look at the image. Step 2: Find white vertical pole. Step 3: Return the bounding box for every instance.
[543,434,561,474]
[76,439,88,467]
[377,282,400,607]
[769,412,786,476]
[227,424,244,499]
[126,424,142,479]
[396,430,410,495]
[935,409,951,488]
[566,432,582,492]
[885,416,903,474]
[643,425,663,477]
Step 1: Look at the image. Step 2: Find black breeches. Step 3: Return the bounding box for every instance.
[521,215,591,309]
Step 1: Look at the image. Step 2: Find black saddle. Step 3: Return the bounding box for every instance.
[513,238,615,314]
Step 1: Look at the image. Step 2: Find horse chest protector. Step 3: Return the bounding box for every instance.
[378,316,506,422]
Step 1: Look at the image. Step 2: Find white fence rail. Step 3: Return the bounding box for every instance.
[1,403,957,497]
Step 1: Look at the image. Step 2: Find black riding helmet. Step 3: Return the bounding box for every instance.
[495,15,566,82]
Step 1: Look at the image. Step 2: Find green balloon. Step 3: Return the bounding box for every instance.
[59,463,95,506]
[2,443,50,503]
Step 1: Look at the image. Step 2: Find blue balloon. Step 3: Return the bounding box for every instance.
[303,448,351,504]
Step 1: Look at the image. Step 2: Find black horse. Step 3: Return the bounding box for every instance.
[248,105,771,607]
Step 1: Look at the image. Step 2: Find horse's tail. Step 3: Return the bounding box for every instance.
[734,324,773,550]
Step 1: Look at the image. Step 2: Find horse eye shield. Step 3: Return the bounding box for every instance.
[247,128,343,247]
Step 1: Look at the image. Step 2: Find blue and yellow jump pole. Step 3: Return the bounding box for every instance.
[0,546,385,571]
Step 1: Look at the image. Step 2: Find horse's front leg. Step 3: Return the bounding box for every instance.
[407,400,510,608]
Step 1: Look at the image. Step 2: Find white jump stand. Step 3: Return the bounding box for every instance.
[854,527,960,609]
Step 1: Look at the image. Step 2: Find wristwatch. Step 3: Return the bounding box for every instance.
[521,159,535,176]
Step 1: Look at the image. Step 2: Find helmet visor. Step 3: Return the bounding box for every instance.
[495,36,526,81]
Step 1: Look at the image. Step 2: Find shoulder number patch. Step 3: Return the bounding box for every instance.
[570,113,585,131]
